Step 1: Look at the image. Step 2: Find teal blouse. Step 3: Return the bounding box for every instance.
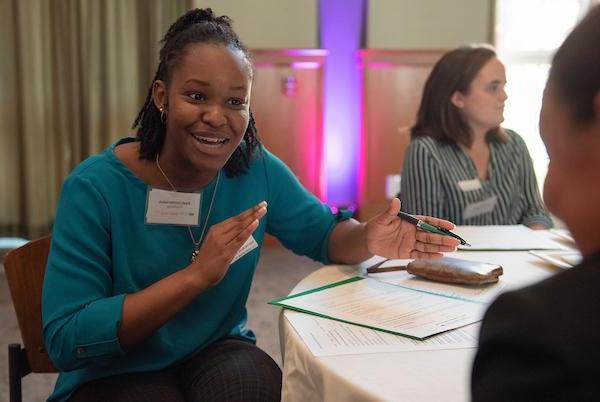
[42,138,341,401]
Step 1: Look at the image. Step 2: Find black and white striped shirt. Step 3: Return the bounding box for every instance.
[400,130,553,227]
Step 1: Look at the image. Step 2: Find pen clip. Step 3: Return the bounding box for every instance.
[423,224,469,246]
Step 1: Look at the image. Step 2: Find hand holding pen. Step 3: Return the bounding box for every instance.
[397,211,470,246]
[365,198,461,259]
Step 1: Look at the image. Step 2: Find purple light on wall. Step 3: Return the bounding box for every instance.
[320,0,365,208]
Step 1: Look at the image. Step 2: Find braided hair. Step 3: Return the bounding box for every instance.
[132,8,260,177]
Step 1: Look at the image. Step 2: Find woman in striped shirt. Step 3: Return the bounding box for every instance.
[401,45,552,228]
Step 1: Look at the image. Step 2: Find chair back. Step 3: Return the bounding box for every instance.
[3,235,57,373]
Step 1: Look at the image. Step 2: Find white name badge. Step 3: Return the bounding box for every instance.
[458,178,482,192]
[146,188,201,226]
[231,235,258,264]
[463,195,498,220]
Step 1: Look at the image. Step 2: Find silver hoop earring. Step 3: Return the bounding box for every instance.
[159,107,167,125]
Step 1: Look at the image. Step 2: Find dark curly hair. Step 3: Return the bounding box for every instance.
[132,8,260,177]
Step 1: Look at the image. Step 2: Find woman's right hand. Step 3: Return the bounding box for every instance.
[188,201,267,287]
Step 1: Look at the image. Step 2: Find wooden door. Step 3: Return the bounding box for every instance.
[251,50,326,199]
[359,50,446,221]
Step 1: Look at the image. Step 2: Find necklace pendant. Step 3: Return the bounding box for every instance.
[191,248,199,262]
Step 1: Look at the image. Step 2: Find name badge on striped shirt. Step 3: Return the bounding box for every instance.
[457,179,482,192]
[463,195,498,220]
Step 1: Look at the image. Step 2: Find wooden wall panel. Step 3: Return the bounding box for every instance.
[250,50,326,199]
[359,50,446,221]
[250,50,326,246]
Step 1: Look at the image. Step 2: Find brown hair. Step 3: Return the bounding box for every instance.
[548,5,600,125]
[411,45,507,146]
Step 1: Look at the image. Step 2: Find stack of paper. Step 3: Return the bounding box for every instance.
[455,225,567,251]
[529,250,582,269]
[270,276,486,341]
[284,311,480,356]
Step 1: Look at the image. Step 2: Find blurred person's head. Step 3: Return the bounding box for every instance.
[412,45,508,147]
[540,5,600,256]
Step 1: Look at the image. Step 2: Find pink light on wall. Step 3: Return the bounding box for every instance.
[251,49,327,200]
[290,62,322,69]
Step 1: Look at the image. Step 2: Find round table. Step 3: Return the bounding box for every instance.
[278,250,562,402]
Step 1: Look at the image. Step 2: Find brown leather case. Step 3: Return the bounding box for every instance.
[406,257,503,285]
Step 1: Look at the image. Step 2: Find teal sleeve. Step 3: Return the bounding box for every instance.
[261,149,344,264]
[42,175,126,372]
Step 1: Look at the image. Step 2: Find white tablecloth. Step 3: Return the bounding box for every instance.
[279,250,562,402]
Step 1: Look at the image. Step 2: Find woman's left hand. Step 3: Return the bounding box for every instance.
[366,198,459,259]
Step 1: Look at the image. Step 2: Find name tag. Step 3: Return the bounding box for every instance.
[457,179,482,192]
[463,195,497,220]
[231,235,258,264]
[146,188,201,226]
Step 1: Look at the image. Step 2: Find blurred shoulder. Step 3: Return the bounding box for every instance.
[65,138,131,185]
[502,128,528,148]
[482,252,600,342]
[408,135,446,153]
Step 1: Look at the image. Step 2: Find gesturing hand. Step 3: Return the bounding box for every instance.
[189,201,267,287]
[366,198,459,259]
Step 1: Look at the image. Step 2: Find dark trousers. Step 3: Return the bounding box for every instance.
[69,338,282,402]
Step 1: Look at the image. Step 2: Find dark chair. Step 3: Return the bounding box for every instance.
[3,235,57,402]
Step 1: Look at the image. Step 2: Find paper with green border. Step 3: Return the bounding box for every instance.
[269,276,486,340]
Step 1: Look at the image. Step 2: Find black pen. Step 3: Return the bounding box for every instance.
[397,211,471,246]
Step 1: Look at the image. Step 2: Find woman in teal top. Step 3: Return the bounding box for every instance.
[42,9,458,402]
